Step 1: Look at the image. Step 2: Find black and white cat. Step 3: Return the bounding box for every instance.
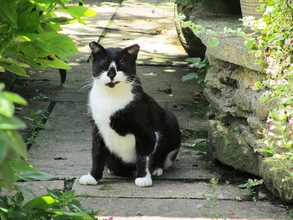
[79,42,181,187]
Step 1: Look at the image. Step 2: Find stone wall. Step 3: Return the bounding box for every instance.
[203,54,293,203]
[177,2,293,203]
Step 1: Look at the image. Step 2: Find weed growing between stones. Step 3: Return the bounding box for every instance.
[24,109,50,147]
[204,178,220,219]
[238,179,264,202]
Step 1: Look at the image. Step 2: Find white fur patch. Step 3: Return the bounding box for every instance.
[164,149,178,169]
[89,65,136,163]
[135,157,152,187]
[79,173,98,185]
[152,168,163,176]
[135,171,152,187]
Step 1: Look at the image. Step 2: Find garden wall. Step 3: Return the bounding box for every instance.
[178,2,293,203]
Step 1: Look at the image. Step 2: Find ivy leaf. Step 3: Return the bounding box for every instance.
[181,21,193,28]
[208,37,220,47]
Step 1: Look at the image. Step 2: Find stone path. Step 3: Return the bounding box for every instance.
[8,0,291,219]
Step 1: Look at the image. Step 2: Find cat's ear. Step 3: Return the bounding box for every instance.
[124,44,140,59]
[89,41,105,54]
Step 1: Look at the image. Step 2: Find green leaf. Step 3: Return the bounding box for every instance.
[57,6,97,24]
[25,32,78,59]
[10,160,38,173]
[15,171,53,182]
[0,83,5,91]
[0,116,26,130]
[45,17,75,25]
[185,57,201,64]
[0,0,17,25]
[245,38,257,49]
[6,130,27,159]
[182,72,198,81]
[0,161,15,189]
[15,185,37,200]
[180,20,192,28]
[208,37,220,47]
[0,132,9,163]
[11,160,53,182]
[0,61,28,76]
[37,209,94,219]
[23,194,60,210]
[17,1,40,32]
[2,92,27,106]
[0,94,14,117]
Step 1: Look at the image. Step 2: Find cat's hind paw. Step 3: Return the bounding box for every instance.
[135,172,152,187]
[152,168,163,176]
[79,173,98,185]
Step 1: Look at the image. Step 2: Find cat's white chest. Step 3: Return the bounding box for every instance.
[89,82,136,163]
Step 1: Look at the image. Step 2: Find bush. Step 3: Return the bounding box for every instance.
[0,83,98,219]
[0,0,97,76]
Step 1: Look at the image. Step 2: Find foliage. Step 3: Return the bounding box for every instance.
[0,83,28,189]
[205,178,219,219]
[241,0,293,182]
[176,13,221,48]
[238,179,263,202]
[0,0,97,77]
[182,57,209,86]
[0,83,98,219]
[0,187,98,219]
[24,109,50,146]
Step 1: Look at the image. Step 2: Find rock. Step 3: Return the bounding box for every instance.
[208,120,261,176]
[260,161,293,202]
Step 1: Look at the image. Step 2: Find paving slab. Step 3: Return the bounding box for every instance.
[29,124,217,179]
[99,0,187,65]
[73,179,248,200]
[60,0,122,62]
[79,197,289,219]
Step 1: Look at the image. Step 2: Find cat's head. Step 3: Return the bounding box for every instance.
[89,42,140,89]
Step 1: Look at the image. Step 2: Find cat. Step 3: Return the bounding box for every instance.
[79,42,181,187]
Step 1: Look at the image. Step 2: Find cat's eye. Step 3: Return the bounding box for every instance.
[98,59,108,69]
[118,63,126,71]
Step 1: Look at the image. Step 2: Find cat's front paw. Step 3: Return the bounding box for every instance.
[79,173,98,185]
[152,168,163,176]
[135,172,152,187]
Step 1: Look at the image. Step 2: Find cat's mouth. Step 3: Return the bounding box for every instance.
[105,81,120,88]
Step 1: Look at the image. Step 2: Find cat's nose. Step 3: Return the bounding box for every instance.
[107,67,116,81]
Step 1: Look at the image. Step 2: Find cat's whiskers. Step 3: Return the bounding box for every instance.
[80,81,93,91]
